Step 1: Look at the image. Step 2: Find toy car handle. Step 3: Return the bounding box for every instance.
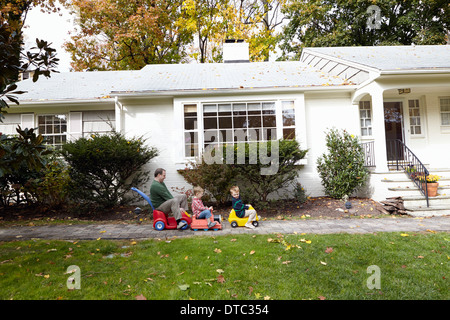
[131,187,155,211]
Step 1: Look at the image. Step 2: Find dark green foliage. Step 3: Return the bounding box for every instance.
[61,132,158,208]
[179,139,308,205]
[0,126,53,207]
[316,128,369,199]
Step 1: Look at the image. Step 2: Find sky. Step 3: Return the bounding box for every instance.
[22,5,75,72]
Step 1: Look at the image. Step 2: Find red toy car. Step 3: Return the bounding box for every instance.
[190,212,222,231]
[131,187,191,230]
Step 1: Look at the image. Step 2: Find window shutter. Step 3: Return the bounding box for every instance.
[20,113,35,130]
[69,112,82,141]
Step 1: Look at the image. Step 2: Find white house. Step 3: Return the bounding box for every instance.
[5,44,450,216]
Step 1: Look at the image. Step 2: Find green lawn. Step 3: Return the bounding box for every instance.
[0,232,448,300]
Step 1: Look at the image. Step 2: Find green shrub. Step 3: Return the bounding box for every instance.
[316,128,369,199]
[0,126,52,207]
[26,156,71,209]
[177,159,235,205]
[61,131,158,208]
[179,139,308,205]
[225,139,308,203]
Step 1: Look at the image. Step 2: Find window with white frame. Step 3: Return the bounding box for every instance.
[440,97,450,126]
[408,99,422,135]
[202,101,277,150]
[282,101,296,139]
[38,114,67,149]
[182,100,298,158]
[359,101,372,136]
[184,104,199,157]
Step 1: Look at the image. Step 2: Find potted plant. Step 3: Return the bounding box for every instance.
[418,174,440,197]
[405,165,417,179]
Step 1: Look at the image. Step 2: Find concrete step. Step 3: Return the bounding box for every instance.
[403,194,450,207]
[405,204,450,217]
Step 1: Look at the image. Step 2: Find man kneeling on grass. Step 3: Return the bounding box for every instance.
[150,168,188,230]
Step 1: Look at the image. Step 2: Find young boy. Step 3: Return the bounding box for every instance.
[230,186,257,229]
[191,186,218,229]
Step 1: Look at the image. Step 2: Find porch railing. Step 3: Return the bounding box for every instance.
[361,141,375,167]
[388,139,429,207]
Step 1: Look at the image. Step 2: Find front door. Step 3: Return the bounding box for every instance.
[384,101,404,161]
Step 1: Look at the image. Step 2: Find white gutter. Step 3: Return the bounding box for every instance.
[110,85,359,98]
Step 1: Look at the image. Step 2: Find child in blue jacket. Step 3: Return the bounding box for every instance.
[230,185,257,229]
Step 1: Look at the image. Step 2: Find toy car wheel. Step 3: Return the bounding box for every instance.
[252,221,259,227]
[154,221,165,231]
[230,221,238,228]
[181,220,189,230]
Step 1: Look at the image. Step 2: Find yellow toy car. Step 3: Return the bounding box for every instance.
[228,205,259,228]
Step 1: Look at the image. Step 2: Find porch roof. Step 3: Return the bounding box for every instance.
[303,45,450,72]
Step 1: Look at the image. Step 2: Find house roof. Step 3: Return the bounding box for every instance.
[16,61,352,102]
[15,45,450,103]
[303,45,450,72]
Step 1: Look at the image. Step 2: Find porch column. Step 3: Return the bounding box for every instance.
[371,87,389,172]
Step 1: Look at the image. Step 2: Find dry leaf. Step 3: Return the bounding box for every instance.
[320,261,327,266]
[325,247,334,254]
[214,248,222,253]
[135,294,147,300]
[282,260,292,265]
[217,275,225,283]
[318,295,326,300]
[250,250,255,255]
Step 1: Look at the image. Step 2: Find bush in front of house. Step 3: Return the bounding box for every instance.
[60,131,158,208]
[316,128,369,199]
[0,126,53,207]
[179,139,308,206]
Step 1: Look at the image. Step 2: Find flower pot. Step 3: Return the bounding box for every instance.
[422,182,439,197]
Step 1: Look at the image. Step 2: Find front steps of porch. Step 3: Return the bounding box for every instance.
[374,169,450,217]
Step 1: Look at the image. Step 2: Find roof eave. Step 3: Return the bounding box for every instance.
[111,85,358,97]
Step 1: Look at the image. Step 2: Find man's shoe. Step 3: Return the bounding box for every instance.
[177,220,187,230]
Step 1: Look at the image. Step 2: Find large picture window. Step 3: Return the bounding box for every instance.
[203,101,277,150]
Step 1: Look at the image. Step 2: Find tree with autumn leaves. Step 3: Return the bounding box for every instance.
[61,0,287,70]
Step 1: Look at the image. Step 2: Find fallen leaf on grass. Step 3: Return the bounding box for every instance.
[400,233,409,237]
[214,248,222,253]
[178,284,190,291]
[318,296,326,300]
[282,261,292,265]
[320,261,327,266]
[250,250,255,255]
[325,247,334,254]
[217,275,225,283]
[135,294,147,300]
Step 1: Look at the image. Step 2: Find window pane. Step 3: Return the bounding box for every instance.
[283,128,295,140]
[233,117,247,128]
[218,104,231,115]
[184,118,197,130]
[283,112,295,126]
[265,128,277,140]
[204,117,217,129]
[263,115,276,127]
[248,116,261,127]
[233,103,246,116]
[203,104,217,116]
[204,130,219,143]
[219,117,232,129]
[262,102,275,115]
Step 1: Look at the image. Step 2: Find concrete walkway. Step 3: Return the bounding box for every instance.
[0,215,449,240]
